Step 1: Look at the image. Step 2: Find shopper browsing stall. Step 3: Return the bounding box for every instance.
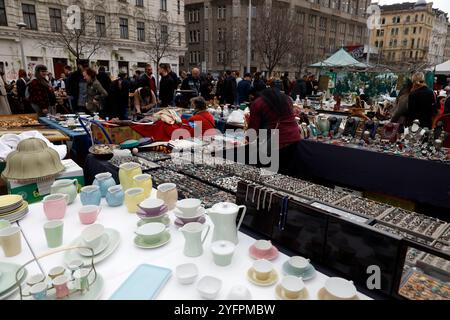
[83,68,108,113]
[27,65,56,116]
[185,96,217,135]
[134,86,157,114]
[247,88,301,177]
[407,72,436,129]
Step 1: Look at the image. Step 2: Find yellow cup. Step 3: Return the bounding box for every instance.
[119,163,142,191]
[133,174,152,198]
[124,188,147,213]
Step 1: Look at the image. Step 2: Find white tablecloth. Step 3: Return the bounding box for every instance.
[13,190,371,300]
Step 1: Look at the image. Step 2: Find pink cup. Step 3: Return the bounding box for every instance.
[78,205,102,225]
[53,275,70,299]
[43,194,68,220]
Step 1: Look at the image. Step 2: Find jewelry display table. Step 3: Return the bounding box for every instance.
[296,139,450,214]
[14,191,371,300]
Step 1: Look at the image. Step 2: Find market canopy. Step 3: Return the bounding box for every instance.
[434,59,450,75]
[310,48,369,69]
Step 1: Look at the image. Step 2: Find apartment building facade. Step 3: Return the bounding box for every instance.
[0,0,187,81]
[369,1,448,67]
[184,0,370,76]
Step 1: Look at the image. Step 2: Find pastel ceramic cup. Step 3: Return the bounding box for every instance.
[137,198,166,217]
[135,222,167,244]
[81,224,105,249]
[0,226,22,257]
[48,266,66,280]
[93,172,116,197]
[156,183,178,210]
[50,179,78,204]
[118,162,142,191]
[280,276,305,299]
[176,198,202,218]
[323,277,357,300]
[30,282,48,300]
[53,275,70,299]
[67,260,84,275]
[287,256,311,273]
[43,220,64,248]
[226,285,252,300]
[73,268,91,292]
[211,240,235,267]
[0,219,11,230]
[78,205,102,224]
[42,194,68,220]
[254,240,273,255]
[26,274,46,287]
[105,185,125,207]
[80,185,102,206]
[253,259,273,281]
[124,188,146,213]
[133,174,153,197]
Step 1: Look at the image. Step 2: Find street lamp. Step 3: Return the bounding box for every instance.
[16,22,27,70]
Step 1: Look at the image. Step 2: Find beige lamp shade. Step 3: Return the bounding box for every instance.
[2,138,65,182]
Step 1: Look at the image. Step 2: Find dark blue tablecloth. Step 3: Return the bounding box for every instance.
[297,140,450,212]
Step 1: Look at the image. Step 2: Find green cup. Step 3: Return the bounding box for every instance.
[0,219,11,230]
[43,220,64,248]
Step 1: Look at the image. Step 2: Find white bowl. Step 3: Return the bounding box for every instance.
[324,277,357,299]
[175,263,199,285]
[197,276,222,299]
[81,224,104,248]
[226,285,252,300]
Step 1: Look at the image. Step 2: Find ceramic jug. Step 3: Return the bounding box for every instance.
[93,172,116,197]
[316,114,330,136]
[118,162,142,191]
[50,179,78,204]
[180,222,210,257]
[106,185,125,207]
[206,202,246,244]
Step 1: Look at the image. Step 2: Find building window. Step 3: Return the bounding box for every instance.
[297,11,305,25]
[137,21,145,41]
[22,4,38,30]
[406,16,410,23]
[49,8,62,33]
[217,50,224,63]
[404,28,409,35]
[205,28,208,41]
[96,15,106,37]
[379,40,384,48]
[177,0,181,14]
[120,18,129,39]
[413,27,416,34]
[411,39,415,49]
[161,0,167,11]
[375,41,378,47]
[217,28,224,41]
[136,0,144,7]
[402,39,407,47]
[308,14,317,28]
[421,14,424,22]
[217,6,226,20]
[161,25,168,42]
[381,18,385,25]
[319,17,327,30]
[178,32,181,46]
[0,0,6,26]
[330,19,337,32]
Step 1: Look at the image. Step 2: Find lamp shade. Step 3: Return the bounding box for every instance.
[2,138,65,182]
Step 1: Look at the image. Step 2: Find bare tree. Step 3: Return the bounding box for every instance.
[145,14,179,88]
[291,33,309,77]
[42,8,106,62]
[254,5,298,77]
[217,28,233,72]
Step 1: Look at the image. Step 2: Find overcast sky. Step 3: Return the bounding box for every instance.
[372,0,450,15]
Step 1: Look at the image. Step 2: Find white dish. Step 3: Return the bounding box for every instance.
[226,285,252,300]
[173,207,205,220]
[197,276,222,300]
[324,277,357,299]
[78,234,110,257]
[175,263,198,285]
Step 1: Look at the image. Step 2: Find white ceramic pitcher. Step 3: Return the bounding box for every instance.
[206,202,247,244]
[180,222,210,257]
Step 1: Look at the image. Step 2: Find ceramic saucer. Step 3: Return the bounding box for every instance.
[136,206,168,219]
[173,207,205,221]
[246,268,278,287]
[0,269,27,300]
[282,262,317,281]
[0,263,26,295]
[137,215,170,227]
[134,231,171,249]
[174,215,206,228]
[0,195,23,210]
[249,245,279,261]
[317,287,359,300]
[275,284,309,300]
[63,228,121,265]
[78,234,110,257]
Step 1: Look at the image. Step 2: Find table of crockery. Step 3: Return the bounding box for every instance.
[11,189,371,300]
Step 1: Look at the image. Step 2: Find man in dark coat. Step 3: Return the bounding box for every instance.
[158,63,175,108]
[237,73,252,104]
[137,64,156,95]
[96,66,111,94]
[223,70,237,105]
[407,72,437,129]
[291,75,308,100]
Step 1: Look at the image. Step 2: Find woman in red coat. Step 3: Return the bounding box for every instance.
[185,97,217,136]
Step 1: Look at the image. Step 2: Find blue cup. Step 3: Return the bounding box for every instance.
[106,185,125,207]
[80,185,102,206]
[30,282,47,300]
[93,172,116,197]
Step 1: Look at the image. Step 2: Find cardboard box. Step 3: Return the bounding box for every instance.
[91,124,142,144]
[6,159,84,204]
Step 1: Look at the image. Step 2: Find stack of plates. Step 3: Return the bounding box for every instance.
[0,262,28,300]
[0,195,29,223]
